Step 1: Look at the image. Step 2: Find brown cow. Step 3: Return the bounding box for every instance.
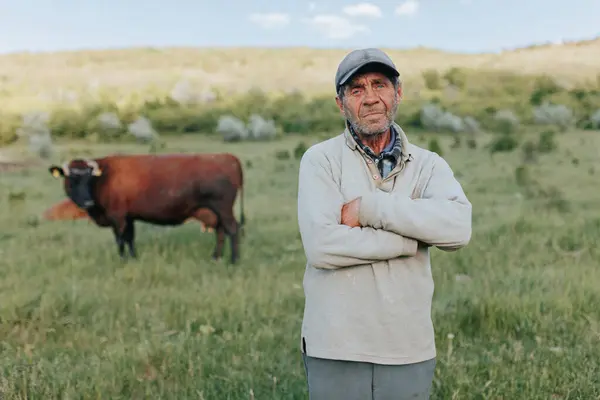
[48,153,245,263]
[43,198,218,233]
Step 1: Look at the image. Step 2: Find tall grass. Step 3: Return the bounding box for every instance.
[0,129,599,398]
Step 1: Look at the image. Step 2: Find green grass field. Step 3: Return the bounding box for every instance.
[1,128,599,399]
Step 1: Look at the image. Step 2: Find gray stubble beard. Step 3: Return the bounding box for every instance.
[343,94,400,138]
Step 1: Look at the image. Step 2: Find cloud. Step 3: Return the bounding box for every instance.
[304,14,369,39]
[248,13,290,29]
[342,3,382,18]
[308,2,316,11]
[394,0,419,16]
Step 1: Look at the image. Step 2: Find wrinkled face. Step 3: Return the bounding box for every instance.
[336,70,402,137]
[48,159,103,209]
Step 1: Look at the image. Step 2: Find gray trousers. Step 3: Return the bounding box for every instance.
[302,353,436,400]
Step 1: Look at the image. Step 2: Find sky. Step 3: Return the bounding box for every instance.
[0,0,599,54]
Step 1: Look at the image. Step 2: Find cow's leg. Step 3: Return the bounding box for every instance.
[202,181,240,264]
[111,225,126,259]
[219,211,240,264]
[109,215,128,260]
[212,226,226,261]
[123,218,137,258]
[204,206,239,263]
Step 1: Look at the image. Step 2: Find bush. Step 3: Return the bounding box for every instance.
[143,104,224,134]
[422,69,442,90]
[247,114,277,141]
[217,115,248,142]
[97,112,123,132]
[537,129,558,153]
[443,67,468,89]
[217,114,277,142]
[462,116,482,134]
[532,102,575,130]
[0,112,21,145]
[28,132,54,159]
[270,92,312,133]
[294,142,308,160]
[492,110,520,135]
[128,116,158,143]
[515,165,531,186]
[420,103,465,133]
[488,134,519,155]
[15,111,55,159]
[0,70,598,147]
[530,75,564,105]
[275,150,290,160]
[521,141,537,164]
[590,109,600,129]
[428,138,443,155]
[86,112,124,140]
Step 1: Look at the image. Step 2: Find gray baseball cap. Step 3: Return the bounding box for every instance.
[335,48,400,92]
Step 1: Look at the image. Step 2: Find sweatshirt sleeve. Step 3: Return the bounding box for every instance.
[358,153,472,251]
[297,147,419,270]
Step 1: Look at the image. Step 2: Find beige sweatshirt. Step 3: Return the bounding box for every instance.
[296,123,472,365]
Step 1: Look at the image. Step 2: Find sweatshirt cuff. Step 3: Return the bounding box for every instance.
[358,191,383,228]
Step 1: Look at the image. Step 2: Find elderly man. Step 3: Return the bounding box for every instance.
[296,48,472,399]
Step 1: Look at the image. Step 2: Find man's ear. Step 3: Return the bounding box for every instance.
[49,166,64,178]
[335,95,344,115]
[396,83,403,101]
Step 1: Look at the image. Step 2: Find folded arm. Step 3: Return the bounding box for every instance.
[297,147,419,270]
[358,153,472,251]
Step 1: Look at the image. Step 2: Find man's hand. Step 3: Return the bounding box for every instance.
[341,197,362,227]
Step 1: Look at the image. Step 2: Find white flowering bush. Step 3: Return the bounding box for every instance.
[217,115,248,142]
[128,116,158,142]
[217,114,277,142]
[420,103,465,133]
[532,102,575,130]
[247,114,277,140]
[16,111,54,159]
[462,116,482,134]
[93,111,123,138]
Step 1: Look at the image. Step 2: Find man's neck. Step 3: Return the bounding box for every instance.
[357,129,392,156]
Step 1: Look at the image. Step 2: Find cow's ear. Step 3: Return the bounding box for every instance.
[49,166,64,178]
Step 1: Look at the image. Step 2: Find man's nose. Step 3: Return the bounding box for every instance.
[362,88,379,104]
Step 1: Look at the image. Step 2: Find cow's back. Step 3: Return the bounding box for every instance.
[93,153,240,224]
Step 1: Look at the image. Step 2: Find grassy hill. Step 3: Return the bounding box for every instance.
[1,38,599,148]
[1,38,599,107]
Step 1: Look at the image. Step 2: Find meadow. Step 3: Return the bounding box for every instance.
[1,40,600,398]
[1,127,600,399]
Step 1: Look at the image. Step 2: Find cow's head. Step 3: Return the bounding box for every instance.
[49,158,103,210]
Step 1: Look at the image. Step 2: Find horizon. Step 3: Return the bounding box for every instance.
[1,33,598,57]
[1,0,599,56]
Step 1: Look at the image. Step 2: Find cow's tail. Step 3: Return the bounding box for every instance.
[239,185,245,226]
[238,162,246,237]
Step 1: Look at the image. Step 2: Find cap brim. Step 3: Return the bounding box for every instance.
[338,61,400,89]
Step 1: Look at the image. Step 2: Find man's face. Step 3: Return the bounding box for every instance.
[336,71,402,137]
